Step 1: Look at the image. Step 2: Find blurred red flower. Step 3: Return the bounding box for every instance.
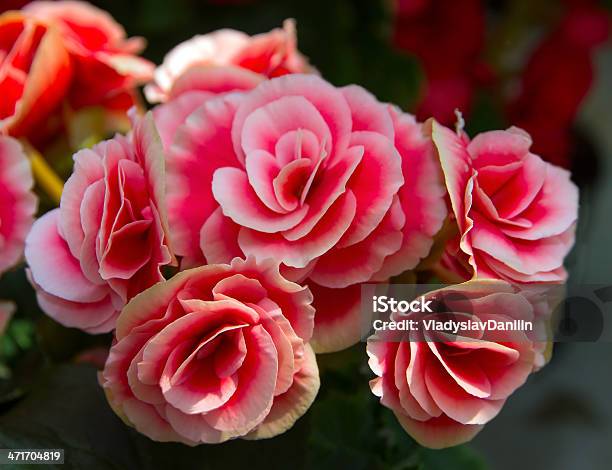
[393,0,488,125]
[393,0,610,168]
[25,1,154,112]
[0,1,153,145]
[508,2,610,167]
[0,11,72,139]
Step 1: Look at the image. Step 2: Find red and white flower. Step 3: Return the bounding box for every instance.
[101,257,318,444]
[431,122,578,283]
[25,113,173,333]
[145,19,310,104]
[368,280,540,448]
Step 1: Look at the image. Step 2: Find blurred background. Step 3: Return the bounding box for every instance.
[0,0,611,469]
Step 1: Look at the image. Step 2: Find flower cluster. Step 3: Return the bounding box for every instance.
[0,1,581,450]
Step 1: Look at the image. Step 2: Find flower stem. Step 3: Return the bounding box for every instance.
[25,144,64,206]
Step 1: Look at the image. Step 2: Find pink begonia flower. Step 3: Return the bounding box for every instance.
[25,113,174,334]
[101,257,319,444]
[0,137,37,275]
[367,280,541,449]
[158,74,447,352]
[24,1,154,111]
[144,19,310,104]
[0,301,16,335]
[431,121,578,283]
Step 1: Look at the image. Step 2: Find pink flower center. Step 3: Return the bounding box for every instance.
[245,127,327,215]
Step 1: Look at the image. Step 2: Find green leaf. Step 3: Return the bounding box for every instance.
[465,91,507,135]
[420,446,488,470]
[306,388,383,470]
[0,364,313,470]
[0,364,142,469]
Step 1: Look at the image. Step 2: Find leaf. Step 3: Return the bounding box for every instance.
[465,91,507,135]
[0,364,312,470]
[306,388,383,470]
[0,364,142,469]
[131,417,311,470]
[420,446,488,470]
[305,343,422,470]
[0,352,488,470]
